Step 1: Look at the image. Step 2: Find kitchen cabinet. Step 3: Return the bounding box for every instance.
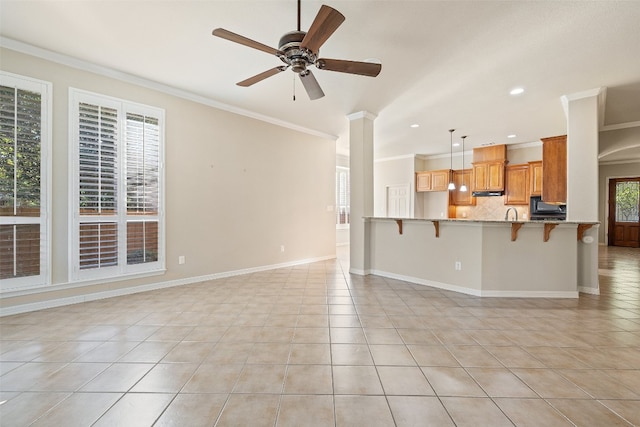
[504,164,530,205]
[416,169,450,192]
[528,160,543,196]
[542,135,567,203]
[450,169,475,206]
[472,161,505,192]
[471,144,507,193]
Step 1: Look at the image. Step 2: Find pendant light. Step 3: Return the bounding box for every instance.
[447,129,456,190]
[460,135,468,192]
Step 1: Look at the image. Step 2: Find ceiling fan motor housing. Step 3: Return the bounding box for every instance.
[278,31,317,73]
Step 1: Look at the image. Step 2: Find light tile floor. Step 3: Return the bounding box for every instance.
[1,245,639,426]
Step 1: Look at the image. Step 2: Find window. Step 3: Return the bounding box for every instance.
[336,166,350,227]
[615,180,639,223]
[70,89,164,282]
[0,72,51,291]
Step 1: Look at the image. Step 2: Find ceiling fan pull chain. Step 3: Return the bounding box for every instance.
[293,74,296,101]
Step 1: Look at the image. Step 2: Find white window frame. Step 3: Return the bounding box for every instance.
[336,166,350,229]
[0,71,52,292]
[68,88,165,283]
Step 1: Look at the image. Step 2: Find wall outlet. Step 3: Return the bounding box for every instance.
[178,255,186,265]
[455,261,462,271]
[280,245,285,252]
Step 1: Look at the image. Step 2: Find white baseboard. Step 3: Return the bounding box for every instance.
[370,269,579,299]
[1,255,336,317]
[578,286,600,295]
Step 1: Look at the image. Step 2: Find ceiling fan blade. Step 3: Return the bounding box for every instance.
[212,28,283,56]
[237,66,288,87]
[300,5,345,53]
[299,70,325,100]
[316,58,382,77]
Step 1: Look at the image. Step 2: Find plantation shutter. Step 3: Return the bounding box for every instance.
[125,113,159,265]
[71,88,164,281]
[0,72,50,290]
[78,102,119,270]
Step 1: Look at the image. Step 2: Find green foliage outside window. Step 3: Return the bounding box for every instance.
[616,181,639,222]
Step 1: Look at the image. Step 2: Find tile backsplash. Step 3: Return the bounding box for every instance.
[455,196,529,220]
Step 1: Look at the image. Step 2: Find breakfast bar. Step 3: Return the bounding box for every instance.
[364,217,599,298]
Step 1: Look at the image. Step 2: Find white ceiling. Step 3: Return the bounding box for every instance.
[1,0,640,161]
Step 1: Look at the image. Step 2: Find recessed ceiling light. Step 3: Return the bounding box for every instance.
[453,143,460,147]
[410,124,419,128]
[507,134,517,138]
[510,87,524,95]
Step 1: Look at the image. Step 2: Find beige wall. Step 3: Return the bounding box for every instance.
[1,48,336,312]
[373,156,415,217]
[368,219,578,297]
[598,161,640,243]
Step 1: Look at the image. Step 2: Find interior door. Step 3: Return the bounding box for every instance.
[387,184,410,218]
[608,178,640,247]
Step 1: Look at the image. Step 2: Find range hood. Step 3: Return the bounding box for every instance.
[472,190,504,197]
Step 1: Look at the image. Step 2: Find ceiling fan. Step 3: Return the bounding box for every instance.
[212,0,382,100]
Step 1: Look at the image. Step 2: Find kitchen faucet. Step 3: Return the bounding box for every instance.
[505,207,518,221]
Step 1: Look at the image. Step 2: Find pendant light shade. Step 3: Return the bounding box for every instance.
[460,135,468,192]
[448,129,456,190]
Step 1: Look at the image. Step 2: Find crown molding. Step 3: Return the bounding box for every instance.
[601,120,640,132]
[347,111,377,121]
[374,154,416,163]
[560,87,607,128]
[0,37,338,141]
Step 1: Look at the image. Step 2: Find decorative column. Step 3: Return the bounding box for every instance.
[347,111,376,275]
[562,88,604,294]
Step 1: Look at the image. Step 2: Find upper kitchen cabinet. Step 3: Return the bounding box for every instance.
[472,144,507,193]
[416,169,450,192]
[541,135,567,203]
[504,164,530,205]
[450,169,475,206]
[528,160,543,196]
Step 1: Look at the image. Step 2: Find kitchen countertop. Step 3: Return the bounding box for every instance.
[365,217,599,225]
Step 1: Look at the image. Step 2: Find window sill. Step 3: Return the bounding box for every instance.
[0,268,166,298]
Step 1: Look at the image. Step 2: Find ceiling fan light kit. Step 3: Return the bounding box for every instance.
[212,1,382,100]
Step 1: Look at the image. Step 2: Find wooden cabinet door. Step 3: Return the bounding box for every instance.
[431,170,450,191]
[529,161,543,196]
[542,135,567,203]
[505,164,529,205]
[451,170,475,206]
[416,172,432,192]
[487,162,505,191]
[472,163,488,191]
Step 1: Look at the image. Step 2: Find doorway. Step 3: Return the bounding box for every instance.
[608,177,640,247]
[386,184,411,217]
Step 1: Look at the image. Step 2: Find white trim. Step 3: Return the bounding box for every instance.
[347,111,377,121]
[1,269,166,297]
[578,286,600,295]
[415,140,542,161]
[375,154,416,163]
[68,88,166,282]
[349,268,370,275]
[0,36,337,142]
[1,255,336,316]
[599,158,640,166]
[601,120,640,132]
[506,141,543,150]
[370,269,579,298]
[561,87,606,127]
[0,71,52,291]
